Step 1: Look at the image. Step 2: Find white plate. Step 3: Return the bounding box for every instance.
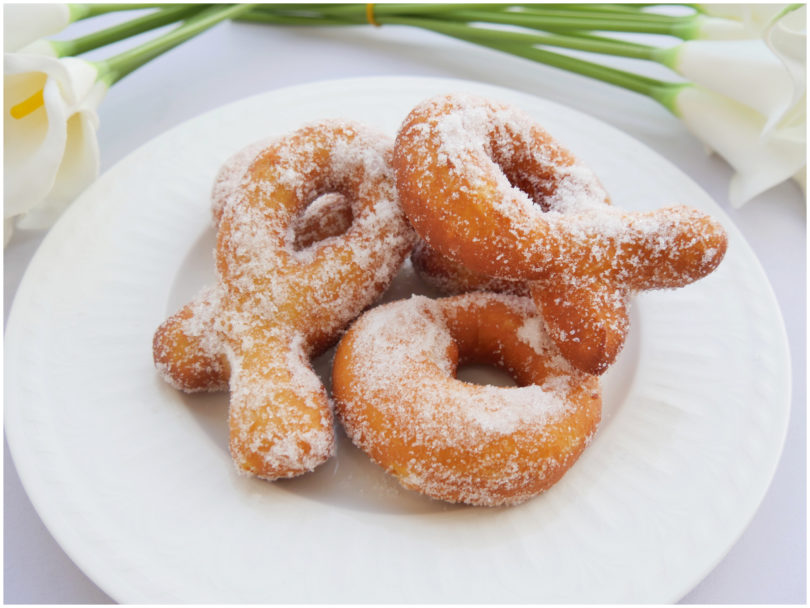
[5,77,791,603]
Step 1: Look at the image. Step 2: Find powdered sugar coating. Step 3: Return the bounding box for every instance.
[217,121,415,348]
[394,93,728,374]
[410,239,527,297]
[226,328,336,478]
[154,120,414,480]
[333,292,601,506]
[516,316,545,355]
[394,93,726,286]
[153,285,230,392]
[213,138,358,248]
[211,137,276,226]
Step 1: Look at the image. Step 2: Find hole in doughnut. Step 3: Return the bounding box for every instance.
[289,191,354,251]
[488,138,560,213]
[455,363,518,388]
[442,305,541,389]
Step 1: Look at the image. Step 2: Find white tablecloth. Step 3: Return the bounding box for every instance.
[4,12,806,604]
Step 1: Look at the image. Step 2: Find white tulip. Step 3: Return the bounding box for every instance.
[4,51,108,239]
[3,4,73,52]
[675,85,806,206]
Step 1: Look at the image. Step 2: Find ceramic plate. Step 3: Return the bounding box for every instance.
[5,77,790,603]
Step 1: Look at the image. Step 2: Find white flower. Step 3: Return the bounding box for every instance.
[663,5,806,205]
[4,50,108,241]
[764,4,806,127]
[695,4,791,39]
[666,39,798,132]
[675,85,806,206]
[3,4,72,52]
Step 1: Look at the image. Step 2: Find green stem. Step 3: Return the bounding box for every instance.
[95,4,252,86]
[389,17,661,61]
[423,9,702,39]
[243,3,503,20]
[53,5,207,57]
[651,45,681,70]
[245,3,703,38]
[239,4,692,111]
[561,31,662,55]
[527,4,667,13]
[306,4,518,17]
[239,9,662,62]
[238,12,347,27]
[773,3,805,21]
[490,41,686,111]
[497,6,682,22]
[68,4,169,22]
[394,17,686,110]
[266,3,688,23]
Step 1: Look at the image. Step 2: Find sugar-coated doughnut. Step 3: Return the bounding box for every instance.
[154,120,414,480]
[211,137,274,227]
[394,94,728,374]
[411,238,528,297]
[212,138,356,248]
[332,292,602,506]
[153,285,230,392]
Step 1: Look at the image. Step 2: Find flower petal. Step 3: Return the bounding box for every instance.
[674,39,794,126]
[4,53,101,219]
[696,16,752,40]
[17,39,59,58]
[793,167,806,195]
[676,86,806,206]
[50,57,100,108]
[697,4,788,36]
[4,217,14,247]
[17,104,102,229]
[3,4,70,52]
[764,5,806,129]
[5,52,99,107]
[4,73,69,216]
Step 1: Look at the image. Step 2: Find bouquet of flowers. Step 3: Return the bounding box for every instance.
[4,3,805,245]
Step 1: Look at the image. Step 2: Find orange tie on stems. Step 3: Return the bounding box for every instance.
[365,3,380,27]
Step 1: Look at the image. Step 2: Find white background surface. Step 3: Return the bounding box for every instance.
[3,10,806,604]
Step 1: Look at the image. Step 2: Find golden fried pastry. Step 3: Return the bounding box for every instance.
[154,120,414,479]
[394,94,727,374]
[211,137,274,227]
[332,292,602,506]
[411,238,528,297]
[211,138,355,248]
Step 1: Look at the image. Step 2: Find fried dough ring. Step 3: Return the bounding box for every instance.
[211,137,273,227]
[394,94,728,374]
[411,239,528,297]
[154,121,413,479]
[333,292,602,506]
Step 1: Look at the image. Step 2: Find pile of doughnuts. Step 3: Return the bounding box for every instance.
[154,93,727,506]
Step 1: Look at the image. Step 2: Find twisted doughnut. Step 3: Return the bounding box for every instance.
[333,292,602,506]
[154,121,414,479]
[411,239,527,297]
[394,94,728,374]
